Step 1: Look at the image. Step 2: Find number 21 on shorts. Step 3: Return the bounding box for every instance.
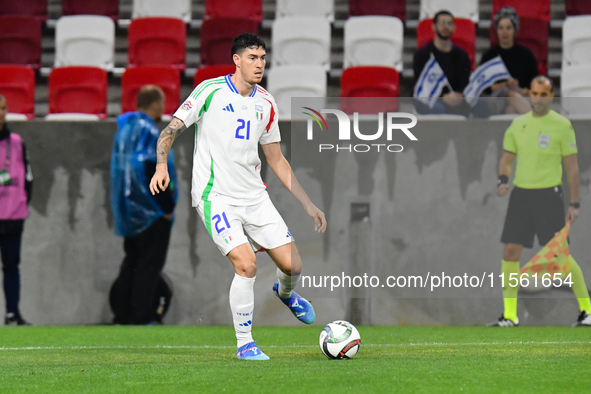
[212,212,231,234]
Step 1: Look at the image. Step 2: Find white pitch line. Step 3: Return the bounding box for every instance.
[0,341,589,351]
[397,341,591,347]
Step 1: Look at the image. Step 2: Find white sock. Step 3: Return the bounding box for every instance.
[276,267,301,298]
[229,273,255,348]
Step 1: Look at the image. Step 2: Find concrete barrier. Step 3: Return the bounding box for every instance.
[6,118,591,326]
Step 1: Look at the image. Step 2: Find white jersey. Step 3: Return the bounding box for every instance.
[174,74,281,206]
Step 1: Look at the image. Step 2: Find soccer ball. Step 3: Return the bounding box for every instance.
[319,320,361,359]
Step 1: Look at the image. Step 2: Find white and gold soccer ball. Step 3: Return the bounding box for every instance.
[319,320,361,360]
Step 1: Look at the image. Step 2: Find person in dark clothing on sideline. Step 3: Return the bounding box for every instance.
[0,94,33,326]
[110,85,178,325]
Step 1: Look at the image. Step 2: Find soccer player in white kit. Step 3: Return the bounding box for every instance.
[150,33,327,360]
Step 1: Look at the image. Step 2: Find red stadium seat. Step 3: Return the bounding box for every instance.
[566,0,591,16]
[62,0,119,20]
[0,16,42,69]
[340,66,399,114]
[490,17,548,75]
[417,18,476,69]
[128,17,186,70]
[0,65,36,119]
[121,66,180,115]
[194,65,236,87]
[0,0,47,21]
[200,19,259,66]
[349,0,406,22]
[492,0,550,23]
[204,0,262,23]
[48,66,108,118]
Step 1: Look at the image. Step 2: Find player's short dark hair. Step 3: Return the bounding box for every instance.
[532,75,554,92]
[0,94,5,103]
[136,85,164,110]
[231,33,266,57]
[433,10,454,25]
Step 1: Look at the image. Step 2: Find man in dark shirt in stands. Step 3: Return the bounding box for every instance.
[413,10,485,117]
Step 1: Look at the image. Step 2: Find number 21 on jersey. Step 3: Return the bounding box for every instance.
[235,119,251,140]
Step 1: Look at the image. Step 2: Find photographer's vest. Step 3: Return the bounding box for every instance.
[0,133,28,220]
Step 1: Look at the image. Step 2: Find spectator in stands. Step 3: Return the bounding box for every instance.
[110,85,178,325]
[0,94,33,326]
[480,7,537,114]
[413,10,486,117]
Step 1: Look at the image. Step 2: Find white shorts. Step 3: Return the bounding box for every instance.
[196,197,293,256]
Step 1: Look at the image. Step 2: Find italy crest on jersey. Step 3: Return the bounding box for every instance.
[538,134,550,149]
[255,104,264,122]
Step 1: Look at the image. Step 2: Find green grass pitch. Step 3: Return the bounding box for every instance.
[0,325,589,393]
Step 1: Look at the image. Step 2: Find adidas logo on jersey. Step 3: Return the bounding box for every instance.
[223,103,235,112]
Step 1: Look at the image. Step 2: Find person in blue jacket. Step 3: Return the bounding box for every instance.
[110,85,178,325]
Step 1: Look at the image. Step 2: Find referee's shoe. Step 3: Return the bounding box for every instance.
[488,316,519,327]
[574,311,591,326]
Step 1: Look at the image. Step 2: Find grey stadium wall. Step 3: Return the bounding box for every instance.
[7,119,591,326]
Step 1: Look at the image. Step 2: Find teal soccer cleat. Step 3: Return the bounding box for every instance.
[273,282,316,324]
[236,342,270,360]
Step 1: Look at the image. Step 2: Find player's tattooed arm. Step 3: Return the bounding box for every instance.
[156,117,186,165]
[150,117,186,194]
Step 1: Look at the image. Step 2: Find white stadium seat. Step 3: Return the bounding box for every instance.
[561,65,591,116]
[562,16,591,68]
[5,114,29,122]
[267,65,327,120]
[275,0,334,22]
[487,114,520,121]
[272,17,331,70]
[54,16,115,71]
[343,16,404,71]
[414,114,467,120]
[132,0,191,23]
[419,0,479,23]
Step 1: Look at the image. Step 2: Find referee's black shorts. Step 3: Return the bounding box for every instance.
[501,186,565,248]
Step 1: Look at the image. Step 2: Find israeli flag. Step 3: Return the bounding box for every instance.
[463,56,511,107]
[413,54,451,109]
